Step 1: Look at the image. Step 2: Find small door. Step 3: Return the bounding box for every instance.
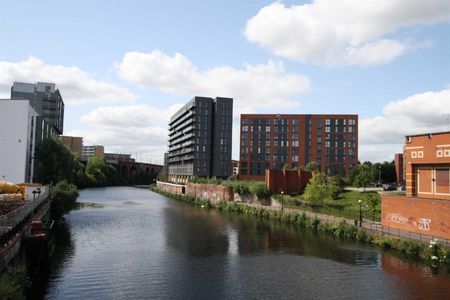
[417,168,433,194]
[435,168,450,195]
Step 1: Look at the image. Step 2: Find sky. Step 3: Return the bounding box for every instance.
[0,0,449,164]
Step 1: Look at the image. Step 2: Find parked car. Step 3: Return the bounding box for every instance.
[383,183,396,191]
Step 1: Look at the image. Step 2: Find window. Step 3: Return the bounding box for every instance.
[292,155,298,162]
[325,119,330,125]
[325,141,330,147]
[292,141,299,147]
[325,126,330,132]
[265,126,271,132]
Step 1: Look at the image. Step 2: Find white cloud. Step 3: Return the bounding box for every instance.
[115,50,310,114]
[244,1,450,66]
[68,104,183,163]
[0,56,137,104]
[360,89,450,161]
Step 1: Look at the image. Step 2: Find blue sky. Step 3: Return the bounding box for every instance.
[1,0,449,163]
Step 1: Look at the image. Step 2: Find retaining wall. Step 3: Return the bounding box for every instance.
[156,181,185,195]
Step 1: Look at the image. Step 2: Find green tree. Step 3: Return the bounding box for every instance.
[50,180,79,219]
[366,192,380,219]
[86,157,119,186]
[352,162,374,190]
[304,161,319,172]
[35,135,78,184]
[303,172,330,207]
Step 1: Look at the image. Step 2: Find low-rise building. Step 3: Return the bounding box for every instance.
[381,131,450,240]
[82,145,105,160]
[0,100,39,183]
[60,136,83,157]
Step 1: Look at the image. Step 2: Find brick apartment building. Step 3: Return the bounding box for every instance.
[239,114,358,180]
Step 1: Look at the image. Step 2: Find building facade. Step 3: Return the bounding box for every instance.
[239,114,358,180]
[61,136,83,157]
[394,153,404,184]
[403,131,450,199]
[381,131,450,240]
[167,96,233,183]
[82,145,105,160]
[11,82,64,135]
[0,100,39,183]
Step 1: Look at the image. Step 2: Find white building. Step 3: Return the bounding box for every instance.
[0,100,39,183]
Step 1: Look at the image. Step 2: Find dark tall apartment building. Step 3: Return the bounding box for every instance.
[11,82,65,135]
[168,96,233,183]
[239,114,358,180]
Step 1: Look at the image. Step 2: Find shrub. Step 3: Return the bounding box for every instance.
[250,183,271,198]
[0,266,30,300]
[50,181,79,219]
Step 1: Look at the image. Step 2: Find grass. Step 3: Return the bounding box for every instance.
[274,190,381,221]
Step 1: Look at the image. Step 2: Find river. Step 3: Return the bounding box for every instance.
[31,187,450,299]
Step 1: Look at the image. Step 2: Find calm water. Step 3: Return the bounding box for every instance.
[33,187,450,299]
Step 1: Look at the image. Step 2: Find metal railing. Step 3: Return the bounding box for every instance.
[0,189,49,236]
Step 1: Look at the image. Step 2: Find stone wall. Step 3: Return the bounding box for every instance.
[156,181,185,195]
[381,194,450,239]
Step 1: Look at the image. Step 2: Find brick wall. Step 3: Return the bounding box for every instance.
[156,181,185,195]
[265,169,312,193]
[186,183,234,204]
[381,194,450,239]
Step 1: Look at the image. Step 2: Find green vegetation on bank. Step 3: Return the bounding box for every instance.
[151,187,450,269]
[50,181,79,219]
[275,190,381,221]
[0,266,30,300]
[35,135,154,188]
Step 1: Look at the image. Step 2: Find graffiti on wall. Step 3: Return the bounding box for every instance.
[385,214,432,231]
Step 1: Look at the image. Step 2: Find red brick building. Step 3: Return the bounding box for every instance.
[404,131,450,199]
[239,114,358,180]
[394,153,404,184]
[381,131,450,240]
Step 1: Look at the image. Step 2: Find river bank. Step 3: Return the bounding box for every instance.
[151,186,450,270]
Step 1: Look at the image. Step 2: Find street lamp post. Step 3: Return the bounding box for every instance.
[358,199,362,227]
[378,165,381,185]
[281,191,284,212]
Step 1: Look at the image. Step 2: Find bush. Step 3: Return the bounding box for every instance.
[250,183,271,198]
[0,266,30,300]
[50,181,79,219]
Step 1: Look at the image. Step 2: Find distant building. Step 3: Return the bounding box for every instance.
[239,114,358,180]
[61,136,83,157]
[82,145,105,160]
[105,153,135,164]
[167,96,233,183]
[394,153,404,184]
[403,131,450,199]
[0,100,39,183]
[11,82,64,135]
[231,160,239,175]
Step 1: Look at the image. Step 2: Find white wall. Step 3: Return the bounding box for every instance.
[0,100,38,183]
